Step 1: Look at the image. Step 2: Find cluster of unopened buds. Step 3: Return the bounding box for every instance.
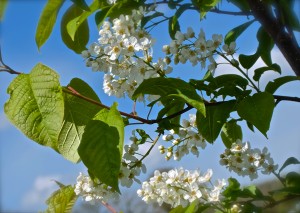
[162,27,237,73]
[137,167,226,208]
[82,7,172,100]
[220,140,278,180]
[74,172,119,204]
[159,114,207,161]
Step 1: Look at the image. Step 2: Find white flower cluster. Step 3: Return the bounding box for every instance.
[162,27,236,72]
[74,172,119,204]
[119,130,147,187]
[137,168,226,208]
[220,140,278,180]
[82,7,172,99]
[159,114,207,161]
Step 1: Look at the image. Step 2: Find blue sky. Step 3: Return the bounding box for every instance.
[0,1,299,212]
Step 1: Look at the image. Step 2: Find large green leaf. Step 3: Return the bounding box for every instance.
[239,53,259,70]
[44,185,77,213]
[225,19,255,44]
[133,77,205,116]
[265,76,300,94]
[58,78,101,163]
[61,4,89,53]
[4,63,64,151]
[35,0,65,50]
[196,100,236,143]
[221,120,243,148]
[256,27,274,66]
[237,92,274,137]
[78,103,124,192]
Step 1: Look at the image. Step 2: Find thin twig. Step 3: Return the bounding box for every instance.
[101,201,118,213]
[0,47,22,75]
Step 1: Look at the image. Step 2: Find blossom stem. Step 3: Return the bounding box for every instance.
[101,201,118,213]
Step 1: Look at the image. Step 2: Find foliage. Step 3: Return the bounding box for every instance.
[1,0,300,212]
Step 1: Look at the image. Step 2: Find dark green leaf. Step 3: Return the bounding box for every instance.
[196,100,236,143]
[246,121,255,132]
[141,12,164,28]
[279,157,300,174]
[95,6,111,29]
[44,185,77,213]
[208,74,248,90]
[221,120,243,148]
[285,172,300,188]
[257,27,274,66]
[4,63,64,151]
[78,103,124,192]
[265,76,300,94]
[58,78,101,163]
[239,53,259,69]
[61,4,89,53]
[35,0,65,50]
[71,0,90,11]
[0,0,8,21]
[237,92,274,137]
[133,77,205,117]
[225,19,255,44]
[222,178,241,200]
[136,129,151,144]
[253,63,281,81]
[169,15,180,39]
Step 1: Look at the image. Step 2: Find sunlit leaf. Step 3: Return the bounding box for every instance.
[0,0,8,21]
[35,0,65,50]
[78,103,124,192]
[44,185,77,213]
[4,63,64,151]
[225,19,255,44]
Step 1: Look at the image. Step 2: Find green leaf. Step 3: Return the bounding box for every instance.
[237,92,274,137]
[133,77,205,117]
[169,15,180,39]
[35,0,65,50]
[279,157,300,174]
[265,76,300,94]
[61,4,89,54]
[192,0,221,19]
[225,19,255,44]
[239,53,259,69]
[0,0,8,21]
[44,185,77,213]
[141,12,164,28]
[95,6,111,29]
[71,0,90,11]
[241,185,264,198]
[169,201,198,213]
[253,63,281,81]
[222,178,241,200]
[257,27,274,66]
[221,120,243,148]
[196,100,236,143]
[4,63,64,151]
[136,129,151,144]
[78,103,124,192]
[58,78,101,163]
[285,172,300,188]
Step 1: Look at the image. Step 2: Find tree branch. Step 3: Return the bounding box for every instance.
[0,47,22,75]
[246,0,300,76]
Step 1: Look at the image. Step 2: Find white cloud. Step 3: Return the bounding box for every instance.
[21,175,62,210]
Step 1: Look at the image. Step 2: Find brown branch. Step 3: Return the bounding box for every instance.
[0,47,22,75]
[246,0,300,76]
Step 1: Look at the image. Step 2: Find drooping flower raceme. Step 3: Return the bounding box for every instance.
[118,130,147,188]
[219,140,278,180]
[74,172,119,204]
[162,27,236,73]
[82,7,172,100]
[137,168,226,208]
[159,114,207,161]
